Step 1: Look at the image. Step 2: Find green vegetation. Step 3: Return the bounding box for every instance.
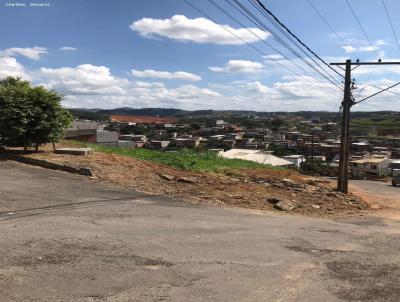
[300,160,337,176]
[68,109,110,121]
[351,117,400,128]
[268,144,297,156]
[70,141,283,173]
[0,77,72,151]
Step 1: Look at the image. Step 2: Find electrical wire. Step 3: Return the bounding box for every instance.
[381,0,400,54]
[344,0,380,58]
[183,0,342,94]
[306,0,358,61]
[221,0,341,90]
[355,81,400,104]
[253,0,344,78]
[244,0,344,83]
[182,0,300,78]
[224,0,343,90]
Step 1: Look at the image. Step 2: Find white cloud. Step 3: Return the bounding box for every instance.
[263,54,284,61]
[130,15,270,45]
[1,53,398,111]
[0,56,30,80]
[246,81,275,95]
[2,46,47,60]
[342,45,379,53]
[131,69,201,81]
[341,39,387,54]
[209,60,264,74]
[61,82,222,110]
[60,46,78,51]
[36,64,129,95]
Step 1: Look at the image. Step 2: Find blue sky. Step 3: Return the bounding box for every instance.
[1,0,400,111]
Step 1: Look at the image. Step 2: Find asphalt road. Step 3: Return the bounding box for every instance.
[1,160,400,302]
[349,179,400,210]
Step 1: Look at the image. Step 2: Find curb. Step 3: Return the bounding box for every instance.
[3,154,93,176]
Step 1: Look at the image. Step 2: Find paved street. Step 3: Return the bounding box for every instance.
[350,179,400,210]
[1,160,400,302]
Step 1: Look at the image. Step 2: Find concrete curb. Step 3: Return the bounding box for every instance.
[3,154,93,176]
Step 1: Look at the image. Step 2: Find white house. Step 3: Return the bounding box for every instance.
[282,155,306,167]
[350,158,392,179]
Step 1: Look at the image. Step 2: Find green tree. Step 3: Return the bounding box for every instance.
[0,77,72,151]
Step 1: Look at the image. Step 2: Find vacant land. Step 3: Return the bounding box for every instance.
[17,143,369,217]
[1,160,399,302]
[69,141,276,172]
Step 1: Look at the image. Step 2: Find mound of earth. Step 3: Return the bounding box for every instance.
[19,145,369,217]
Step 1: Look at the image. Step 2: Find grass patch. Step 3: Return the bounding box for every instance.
[67,141,283,173]
[351,118,400,129]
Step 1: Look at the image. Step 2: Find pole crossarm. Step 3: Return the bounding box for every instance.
[331,61,400,66]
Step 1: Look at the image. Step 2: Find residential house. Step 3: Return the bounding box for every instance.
[350,158,392,179]
[148,140,170,150]
[283,155,306,168]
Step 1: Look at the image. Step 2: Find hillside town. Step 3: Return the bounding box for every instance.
[66,110,400,180]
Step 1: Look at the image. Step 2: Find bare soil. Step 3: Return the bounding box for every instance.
[19,145,370,217]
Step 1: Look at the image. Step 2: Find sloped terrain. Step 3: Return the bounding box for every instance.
[20,145,370,217]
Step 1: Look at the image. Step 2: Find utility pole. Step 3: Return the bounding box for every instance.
[330,60,400,193]
[337,59,352,193]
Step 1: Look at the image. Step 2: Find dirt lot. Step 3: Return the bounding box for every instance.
[17,145,370,217]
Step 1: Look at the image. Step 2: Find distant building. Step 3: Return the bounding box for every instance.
[310,116,321,123]
[350,158,392,179]
[148,140,170,150]
[96,130,119,146]
[283,155,306,167]
[65,124,119,146]
[174,137,200,148]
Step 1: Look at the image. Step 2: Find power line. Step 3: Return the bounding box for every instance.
[183,0,340,93]
[224,0,343,89]
[253,0,344,78]
[244,0,344,83]
[204,0,310,78]
[355,81,400,104]
[306,0,357,60]
[181,0,300,78]
[245,0,342,78]
[354,64,378,98]
[187,0,341,93]
[368,84,400,96]
[344,0,380,58]
[381,0,400,54]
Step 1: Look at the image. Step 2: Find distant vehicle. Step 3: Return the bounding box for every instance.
[392,175,400,187]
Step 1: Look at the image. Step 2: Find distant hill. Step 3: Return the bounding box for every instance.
[97,108,187,117]
[68,109,110,121]
[69,107,400,121]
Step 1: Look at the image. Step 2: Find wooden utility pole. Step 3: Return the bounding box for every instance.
[330,60,400,193]
[337,59,352,193]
